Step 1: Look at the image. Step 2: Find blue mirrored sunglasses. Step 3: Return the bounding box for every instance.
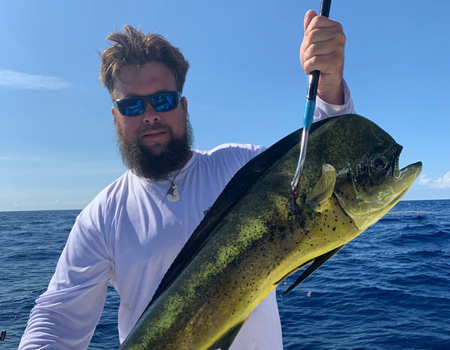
[114,91,182,117]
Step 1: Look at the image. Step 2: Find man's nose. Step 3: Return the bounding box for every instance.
[142,102,160,124]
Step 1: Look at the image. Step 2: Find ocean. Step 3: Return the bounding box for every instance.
[1,200,449,349]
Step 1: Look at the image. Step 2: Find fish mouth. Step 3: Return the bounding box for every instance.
[384,162,422,204]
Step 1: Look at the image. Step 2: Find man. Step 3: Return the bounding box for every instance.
[19,10,354,349]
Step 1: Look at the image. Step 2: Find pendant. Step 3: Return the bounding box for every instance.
[167,184,180,202]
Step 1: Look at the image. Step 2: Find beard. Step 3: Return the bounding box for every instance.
[116,119,194,180]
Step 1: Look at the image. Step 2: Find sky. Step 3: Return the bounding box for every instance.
[1,0,449,212]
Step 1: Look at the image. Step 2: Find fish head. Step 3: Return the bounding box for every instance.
[319,115,423,230]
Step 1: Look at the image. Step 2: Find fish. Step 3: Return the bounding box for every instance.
[119,114,422,350]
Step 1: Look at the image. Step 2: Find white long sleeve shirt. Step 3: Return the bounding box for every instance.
[19,83,354,349]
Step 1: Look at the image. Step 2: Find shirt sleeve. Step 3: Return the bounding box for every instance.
[313,79,355,123]
[18,214,113,350]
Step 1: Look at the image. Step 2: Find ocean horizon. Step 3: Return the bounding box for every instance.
[1,199,449,349]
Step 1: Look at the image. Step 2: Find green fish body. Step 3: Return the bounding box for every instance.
[119,115,422,350]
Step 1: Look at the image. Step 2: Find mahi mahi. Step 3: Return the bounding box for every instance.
[119,114,422,350]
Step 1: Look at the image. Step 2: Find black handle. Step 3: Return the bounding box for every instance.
[320,0,332,18]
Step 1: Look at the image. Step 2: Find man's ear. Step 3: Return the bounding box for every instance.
[111,107,119,127]
[181,96,188,111]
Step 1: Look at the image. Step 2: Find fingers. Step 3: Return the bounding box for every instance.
[303,9,317,33]
[301,14,346,76]
[300,10,346,104]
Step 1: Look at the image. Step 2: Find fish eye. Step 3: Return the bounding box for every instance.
[372,155,388,170]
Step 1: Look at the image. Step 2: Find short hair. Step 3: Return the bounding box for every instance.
[100,25,189,96]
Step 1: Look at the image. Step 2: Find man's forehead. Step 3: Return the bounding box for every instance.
[112,62,177,98]
[117,63,159,81]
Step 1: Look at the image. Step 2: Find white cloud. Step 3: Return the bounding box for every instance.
[0,69,71,90]
[419,171,450,189]
[419,175,432,185]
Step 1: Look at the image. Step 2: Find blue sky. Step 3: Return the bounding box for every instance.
[1,0,449,211]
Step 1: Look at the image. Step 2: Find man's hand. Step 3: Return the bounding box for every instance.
[300,9,346,105]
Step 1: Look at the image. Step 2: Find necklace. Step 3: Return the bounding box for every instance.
[166,168,182,202]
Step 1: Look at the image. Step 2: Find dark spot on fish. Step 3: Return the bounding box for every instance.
[332,227,336,231]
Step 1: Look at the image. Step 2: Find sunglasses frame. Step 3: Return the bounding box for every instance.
[113,91,182,117]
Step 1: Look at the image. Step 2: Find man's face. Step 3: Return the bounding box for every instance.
[111,61,192,179]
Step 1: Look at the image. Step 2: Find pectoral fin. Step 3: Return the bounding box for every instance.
[281,245,344,296]
[208,322,246,350]
[306,164,337,211]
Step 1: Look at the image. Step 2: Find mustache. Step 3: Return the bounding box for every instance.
[138,123,172,136]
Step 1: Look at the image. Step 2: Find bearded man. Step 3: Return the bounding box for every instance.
[19,10,353,349]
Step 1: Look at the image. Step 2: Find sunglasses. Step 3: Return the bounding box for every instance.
[114,91,182,117]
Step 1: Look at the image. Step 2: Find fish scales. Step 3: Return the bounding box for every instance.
[120,114,422,349]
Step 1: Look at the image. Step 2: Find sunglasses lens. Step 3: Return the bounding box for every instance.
[118,98,145,116]
[115,92,180,116]
[151,92,179,112]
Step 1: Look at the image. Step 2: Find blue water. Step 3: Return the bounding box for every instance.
[1,200,449,349]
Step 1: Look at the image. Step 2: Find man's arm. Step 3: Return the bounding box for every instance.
[19,216,113,350]
[314,79,355,122]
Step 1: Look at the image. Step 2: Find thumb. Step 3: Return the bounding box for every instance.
[304,9,318,33]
